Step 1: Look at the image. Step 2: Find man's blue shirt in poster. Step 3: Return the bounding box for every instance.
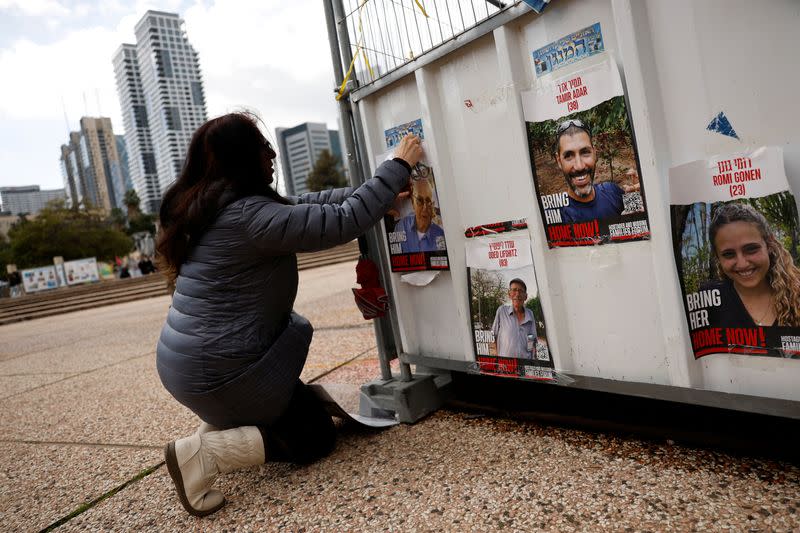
[394,214,446,253]
[559,181,624,223]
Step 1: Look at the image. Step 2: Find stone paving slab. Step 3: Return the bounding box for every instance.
[0,296,170,362]
[300,326,376,381]
[293,289,365,331]
[0,442,160,532]
[0,355,196,447]
[0,372,79,401]
[294,260,358,305]
[0,330,159,375]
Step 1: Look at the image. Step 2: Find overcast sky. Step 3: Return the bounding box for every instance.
[0,0,341,190]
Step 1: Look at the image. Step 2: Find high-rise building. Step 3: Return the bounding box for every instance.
[112,43,160,214]
[115,135,133,192]
[275,123,344,197]
[59,118,127,213]
[60,144,79,209]
[81,117,127,212]
[60,131,88,209]
[113,10,207,206]
[0,186,65,216]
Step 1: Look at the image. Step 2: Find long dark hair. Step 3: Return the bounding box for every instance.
[156,112,289,282]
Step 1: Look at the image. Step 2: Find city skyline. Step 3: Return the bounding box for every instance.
[0,1,340,191]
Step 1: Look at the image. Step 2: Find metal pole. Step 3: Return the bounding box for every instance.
[323,0,359,185]
[338,4,414,383]
[326,0,399,382]
[348,102,414,383]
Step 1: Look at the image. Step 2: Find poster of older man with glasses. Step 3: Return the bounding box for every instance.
[381,119,449,272]
[521,23,650,248]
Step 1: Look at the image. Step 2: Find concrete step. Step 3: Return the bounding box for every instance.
[0,289,168,325]
[297,241,359,270]
[0,283,168,318]
[0,275,164,310]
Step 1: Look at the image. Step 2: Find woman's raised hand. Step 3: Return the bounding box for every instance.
[394,134,424,168]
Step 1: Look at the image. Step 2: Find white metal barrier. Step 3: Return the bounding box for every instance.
[325,0,800,420]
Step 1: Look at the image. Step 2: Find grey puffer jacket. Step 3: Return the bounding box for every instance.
[156,159,409,427]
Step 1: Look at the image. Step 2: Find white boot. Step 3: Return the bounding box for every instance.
[195,421,219,435]
[164,426,265,517]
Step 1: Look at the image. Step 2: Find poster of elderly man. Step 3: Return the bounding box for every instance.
[522,24,650,247]
[381,119,449,272]
[465,220,554,381]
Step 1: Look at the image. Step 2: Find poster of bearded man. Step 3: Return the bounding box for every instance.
[521,23,650,247]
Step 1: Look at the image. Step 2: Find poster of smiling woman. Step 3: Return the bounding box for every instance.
[669,146,800,359]
[521,24,650,247]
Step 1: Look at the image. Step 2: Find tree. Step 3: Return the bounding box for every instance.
[124,189,142,219]
[525,295,546,335]
[0,235,12,282]
[749,192,800,263]
[306,150,346,192]
[109,207,127,231]
[119,188,156,236]
[128,213,156,236]
[469,269,506,329]
[7,200,132,269]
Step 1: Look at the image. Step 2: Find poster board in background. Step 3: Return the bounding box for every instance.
[381,119,449,272]
[21,266,59,293]
[465,220,554,380]
[522,24,649,247]
[669,146,800,359]
[97,262,115,280]
[64,257,100,285]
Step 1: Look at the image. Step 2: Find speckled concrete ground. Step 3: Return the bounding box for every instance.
[1,260,798,532]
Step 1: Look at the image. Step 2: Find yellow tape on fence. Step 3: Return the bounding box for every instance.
[336,0,371,101]
[362,48,374,79]
[335,0,426,100]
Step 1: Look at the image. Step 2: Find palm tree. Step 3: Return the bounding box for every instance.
[123,189,141,220]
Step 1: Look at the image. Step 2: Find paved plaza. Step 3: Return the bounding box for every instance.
[1,260,798,531]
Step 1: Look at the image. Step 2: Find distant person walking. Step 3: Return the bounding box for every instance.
[138,256,156,275]
[155,112,422,517]
[8,270,22,297]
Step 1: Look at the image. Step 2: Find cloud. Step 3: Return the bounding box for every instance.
[0,0,69,17]
[183,0,332,82]
[0,27,126,129]
[205,64,339,132]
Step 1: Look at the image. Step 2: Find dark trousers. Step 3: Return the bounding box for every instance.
[258,381,336,465]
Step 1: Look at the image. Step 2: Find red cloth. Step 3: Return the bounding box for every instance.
[353,258,388,319]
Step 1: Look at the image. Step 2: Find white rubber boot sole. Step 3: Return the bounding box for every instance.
[164,441,226,517]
